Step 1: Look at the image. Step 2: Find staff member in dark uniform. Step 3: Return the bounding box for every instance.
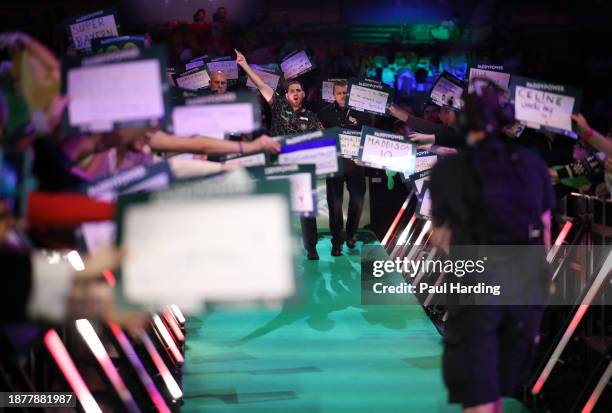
[428,84,555,413]
[236,49,323,260]
[318,80,367,256]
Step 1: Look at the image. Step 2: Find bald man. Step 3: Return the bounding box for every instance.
[209,71,227,94]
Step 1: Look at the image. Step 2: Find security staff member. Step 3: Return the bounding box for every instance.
[428,84,555,413]
[318,80,367,256]
[236,49,322,260]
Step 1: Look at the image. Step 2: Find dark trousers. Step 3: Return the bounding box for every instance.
[326,161,366,247]
[300,217,318,252]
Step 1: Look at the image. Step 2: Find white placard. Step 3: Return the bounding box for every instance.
[67,60,164,130]
[280,51,312,80]
[246,66,281,91]
[207,60,239,80]
[70,14,119,50]
[267,173,313,214]
[514,86,574,132]
[223,153,267,167]
[361,134,414,172]
[185,60,206,71]
[172,102,255,138]
[468,68,511,93]
[431,76,463,108]
[415,153,438,172]
[339,133,361,158]
[175,70,210,90]
[418,187,432,218]
[348,84,389,114]
[322,81,335,102]
[122,195,294,306]
[278,145,338,176]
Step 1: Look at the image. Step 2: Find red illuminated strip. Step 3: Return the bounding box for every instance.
[102,269,116,286]
[108,323,171,413]
[44,330,102,413]
[139,330,183,400]
[163,307,185,343]
[170,305,185,325]
[153,314,184,364]
[581,359,612,413]
[547,221,573,263]
[532,251,612,395]
[75,320,141,413]
[382,197,410,246]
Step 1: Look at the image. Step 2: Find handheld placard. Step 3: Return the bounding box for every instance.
[429,71,464,110]
[65,9,120,52]
[172,66,211,91]
[322,78,347,102]
[185,54,210,71]
[115,174,297,311]
[467,63,511,93]
[326,127,362,159]
[510,75,583,138]
[169,91,261,138]
[91,35,146,54]
[248,164,317,217]
[347,78,394,115]
[206,56,239,80]
[280,50,314,80]
[246,63,282,92]
[401,150,438,182]
[222,152,267,167]
[270,130,343,178]
[62,46,169,135]
[358,126,416,173]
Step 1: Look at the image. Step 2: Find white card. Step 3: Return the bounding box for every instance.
[175,70,211,90]
[514,86,575,133]
[348,84,389,114]
[246,66,281,91]
[70,14,118,50]
[122,195,295,307]
[223,153,267,167]
[280,51,312,80]
[172,102,255,138]
[207,60,239,80]
[339,133,361,158]
[278,145,338,176]
[361,134,414,172]
[67,59,164,131]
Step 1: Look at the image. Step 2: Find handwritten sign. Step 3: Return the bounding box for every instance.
[402,150,437,182]
[358,126,416,173]
[468,64,511,93]
[64,48,166,134]
[67,10,119,51]
[91,35,145,54]
[511,76,583,138]
[430,71,464,110]
[337,128,362,159]
[347,78,393,115]
[280,50,313,80]
[116,179,295,310]
[174,67,210,91]
[207,57,239,80]
[246,64,281,91]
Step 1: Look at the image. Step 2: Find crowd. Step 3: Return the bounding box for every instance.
[1,5,612,413]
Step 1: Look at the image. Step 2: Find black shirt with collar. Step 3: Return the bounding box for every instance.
[269,92,322,137]
[318,101,366,130]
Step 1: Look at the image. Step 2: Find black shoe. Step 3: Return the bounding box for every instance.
[307,250,319,260]
[331,246,342,256]
[346,237,357,249]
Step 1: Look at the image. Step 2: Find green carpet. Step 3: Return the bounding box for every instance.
[182,233,528,412]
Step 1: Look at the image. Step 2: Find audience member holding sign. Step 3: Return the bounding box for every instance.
[236,48,323,260]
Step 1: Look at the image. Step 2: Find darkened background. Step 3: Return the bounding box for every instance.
[1,0,611,128]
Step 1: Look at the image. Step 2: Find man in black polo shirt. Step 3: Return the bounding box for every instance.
[318,80,368,256]
[236,49,322,260]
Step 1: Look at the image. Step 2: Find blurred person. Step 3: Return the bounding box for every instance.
[548,140,605,194]
[389,102,464,148]
[429,84,554,413]
[423,102,441,123]
[209,71,227,94]
[236,49,323,260]
[572,113,612,157]
[211,7,232,55]
[191,8,211,55]
[319,80,368,256]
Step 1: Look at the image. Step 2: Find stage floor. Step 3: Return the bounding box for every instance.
[182,233,528,412]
